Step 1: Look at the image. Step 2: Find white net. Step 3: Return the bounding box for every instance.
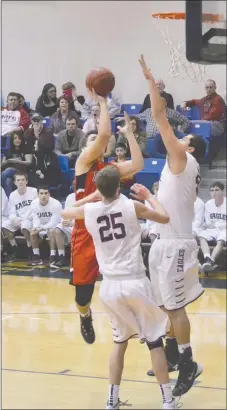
[151,15,225,83]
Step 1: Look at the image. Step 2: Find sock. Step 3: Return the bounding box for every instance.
[76,302,91,317]
[50,250,56,256]
[178,343,191,354]
[33,248,40,256]
[108,384,120,406]
[80,309,90,318]
[160,383,172,404]
[204,253,211,259]
[9,239,17,247]
[58,250,65,256]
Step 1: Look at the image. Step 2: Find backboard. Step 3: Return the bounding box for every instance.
[186,0,227,64]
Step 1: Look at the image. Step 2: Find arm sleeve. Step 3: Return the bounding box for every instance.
[185,98,202,107]
[193,200,205,229]
[108,96,121,117]
[168,94,174,110]
[19,109,31,131]
[140,95,150,113]
[42,202,62,230]
[138,133,147,154]
[8,196,19,222]
[173,111,191,132]
[203,97,225,121]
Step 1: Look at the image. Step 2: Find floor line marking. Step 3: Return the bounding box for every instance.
[2,367,226,391]
[1,315,14,320]
[2,311,226,316]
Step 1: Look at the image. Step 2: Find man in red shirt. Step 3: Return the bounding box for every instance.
[1,92,30,136]
[183,80,226,138]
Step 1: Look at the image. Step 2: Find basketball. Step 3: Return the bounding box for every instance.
[85,67,115,97]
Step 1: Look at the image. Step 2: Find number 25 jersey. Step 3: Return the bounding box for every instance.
[84,194,146,280]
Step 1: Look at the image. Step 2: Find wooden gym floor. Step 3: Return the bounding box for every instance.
[2,262,227,409]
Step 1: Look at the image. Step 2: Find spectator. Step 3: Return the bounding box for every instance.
[62,81,85,117]
[82,92,121,119]
[28,139,62,189]
[17,93,33,115]
[1,130,32,197]
[82,104,100,133]
[140,79,174,112]
[111,142,136,198]
[2,171,37,262]
[24,113,54,153]
[199,181,226,273]
[28,186,62,266]
[52,191,76,268]
[117,116,147,156]
[192,176,205,238]
[183,80,226,138]
[35,83,58,117]
[51,95,81,135]
[1,92,30,136]
[1,187,9,262]
[55,116,84,167]
[137,99,190,138]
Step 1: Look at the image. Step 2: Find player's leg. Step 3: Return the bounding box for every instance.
[199,230,217,272]
[29,231,42,265]
[47,228,57,266]
[21,220,33,262]
[52,225,69,268]
[210,229,226,267]
[106,342,128,410]
[75,284,95,344]
[2,222,19,262]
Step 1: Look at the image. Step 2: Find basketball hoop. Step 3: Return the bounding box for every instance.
[152,12,225,83]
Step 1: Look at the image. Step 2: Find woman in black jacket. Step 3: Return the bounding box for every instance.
[35,83,58,117]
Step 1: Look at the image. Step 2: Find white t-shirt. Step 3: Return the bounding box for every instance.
[1,108,21,136]
[29,197,62,230]
[156,152,199,236]
[204,197,226,229]
[61,192,76,223]
[84,194,146,279]
[8,187,37,222]
[192,197,205,231]
[1,187,9,218]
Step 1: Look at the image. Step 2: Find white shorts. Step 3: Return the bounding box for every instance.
[99,276,169,343]
[149,238,204,311]
[199,228,226,243]
[2,219,32,233]
[56,223,73,243]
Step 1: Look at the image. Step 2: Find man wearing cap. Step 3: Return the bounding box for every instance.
[24,113,55,153]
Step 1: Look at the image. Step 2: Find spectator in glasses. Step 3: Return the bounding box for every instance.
[35,83,58,118]
[24,113,54,153]
[51,96,81,135]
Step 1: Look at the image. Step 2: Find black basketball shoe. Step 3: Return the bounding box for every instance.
[80,309,95,344]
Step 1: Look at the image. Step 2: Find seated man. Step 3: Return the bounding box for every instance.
[1,92,30,136]
[24,113,55,153]
[2,172,37,262]
[140,79,174,112]
[137,99,190,138]
[183,80,226,138]
[55,116,85,167]
[192,177,205,239]
[28,186,62,266]
[82,92,121,119]
[82,104,100,133]
[51,191,76,269]
[199,181,226,273]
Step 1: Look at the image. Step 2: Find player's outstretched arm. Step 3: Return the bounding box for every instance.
[61,206,85,220]
[72,190,102,207]
[76,91,111,171]
[115,111,144,178]
[139,55,186,166]
[131,183,169,224]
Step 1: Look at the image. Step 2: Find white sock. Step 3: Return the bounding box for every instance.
[204,253,211,259]
[33,248,40,256]
[80,309,90,318]
[108,384,120,406]
[160,383,172,403]
[58,250,65,256]
[50,250,56,256]
[9,239,17,247]
[178,343,190,354]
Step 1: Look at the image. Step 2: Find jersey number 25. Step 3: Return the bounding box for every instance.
[97,212,126,243]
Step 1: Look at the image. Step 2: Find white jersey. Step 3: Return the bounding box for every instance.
[8,187,37,221]
[84,194,146,279]
[1,187,9,218]
[29,197,62,230]
[204,197,226,229]
[157,152,199,236]
[193,197,205,231]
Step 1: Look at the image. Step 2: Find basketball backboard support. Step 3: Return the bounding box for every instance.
[186,0,227,64]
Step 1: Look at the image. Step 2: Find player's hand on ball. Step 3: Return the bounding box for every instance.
[117,112,132,135]
[131,183,151,200]
[87,88,107,104]
[138,54,152,80]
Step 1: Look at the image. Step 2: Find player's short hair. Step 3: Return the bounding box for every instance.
[95,165,120,199]
[188,134,207,162]
[7,92,19,99]
[37,185,50,193]
[115,142,127,150]
[14,171,28,181]
[80,130,98,150]
[210,181,224,191]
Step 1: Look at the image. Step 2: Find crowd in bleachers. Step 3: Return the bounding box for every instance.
[1,77,226,272]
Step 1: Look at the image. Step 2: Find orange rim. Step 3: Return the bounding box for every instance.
[152,12,224,23]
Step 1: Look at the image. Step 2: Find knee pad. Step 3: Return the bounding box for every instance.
[75,284,95,307]
[146,337,164,351]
